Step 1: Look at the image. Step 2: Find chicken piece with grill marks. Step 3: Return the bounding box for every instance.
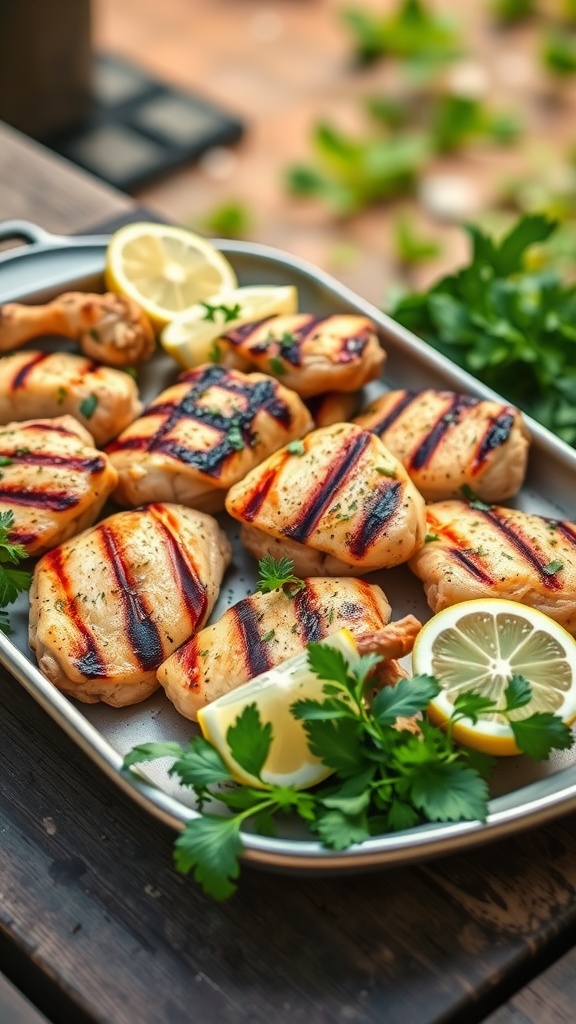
[29,503,232,706]
[354,388,530,502]
[0,415,118,556]
[106,364,314,512]
[0,292,155,368]
[409,499,576,636]
[157,576,422,721]
[215,313,386,397]
[225,422,427,576]
[0,350,142,446]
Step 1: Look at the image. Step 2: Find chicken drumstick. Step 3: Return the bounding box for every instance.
[0,291,155,367]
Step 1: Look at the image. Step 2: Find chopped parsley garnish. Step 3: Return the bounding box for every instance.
[79,394,98,419]
[256,555,306,595]
[0,510,32,635]
[286,439,305,455]
[201,301,243,323]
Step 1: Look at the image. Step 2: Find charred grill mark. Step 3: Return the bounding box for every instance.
[7,527,36,546]
[338,327,371,364]
[178,634,202,691]
[100,524,164,671]
[348,481,402,559]
[107,365,293,478]
[227,316,325,366]
[44,546,106,678]
[451,548,496,584]
[233,600,273,678]
[410,395,478,470]
[222,317,276,347]
[0,486,79,510]
[11,352,48,390]
[364,390,417,435]
[2,450,106,473]
[472,411,514,470]
[284,432,371,543]
[20,421,83,437]
[480,509,563,589]
[293,583,323,642]
[151,512,208,626]
[235,462,280,522]
[555,521,576,545]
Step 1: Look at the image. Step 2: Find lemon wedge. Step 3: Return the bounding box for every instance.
[411,599,576,756]
[159,284,298,368]
[104,222,238,330]
[197,628,358,789]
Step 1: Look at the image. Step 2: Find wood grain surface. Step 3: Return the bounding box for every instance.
[483,944,576,1024]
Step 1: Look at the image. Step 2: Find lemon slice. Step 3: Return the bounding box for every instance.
[160,284,298,368]
[197,629,358,789]
[104,222,238,330]
[412,599,576,756]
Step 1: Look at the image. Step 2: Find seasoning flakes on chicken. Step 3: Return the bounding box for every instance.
[354,388,531,502]
[409,499,576,635]
[157,577,422,721]
[225,422,427,575]
[0,291,155,367]
[0,416,118,556]
[106,364,314,511]
[28,503,232,706]
[216,313,386,397]
[0,351,142,446]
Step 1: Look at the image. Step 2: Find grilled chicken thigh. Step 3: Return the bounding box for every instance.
[225,422,427,575]
[157,577,421,720]
[29,503,232,706]
[307,390,362,428]
[409,500,576,635]
[216,313,386,397]
[0,351,142,445]
[107,364,314,512]
[0,292,155,367]
[0,416,118,555]
[354,389,530,502]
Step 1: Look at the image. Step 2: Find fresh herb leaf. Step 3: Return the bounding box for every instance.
[79,393,98,419]
[122,741,185,769]
[256,555,306,594]
[0,510,32,634]
[227,704,272,779]
[509,713,573,760]
[371,673,440,725]
[226,421,244,451]
[286,439,305,455]
[201,301,243,323]
[173,815,243,900]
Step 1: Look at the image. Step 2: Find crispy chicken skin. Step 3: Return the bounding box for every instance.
[0,292,155,367]
[216,313,386,397]
[354,388,530,502]
[107,364,314,512]
[29,503,232,706]
[225,422,427,575]
[157,576,421,721]
[409,500,576,635]
[0,416,118,555]
[0,350,142,446]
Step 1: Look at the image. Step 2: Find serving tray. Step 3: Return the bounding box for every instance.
[2,218,576,874]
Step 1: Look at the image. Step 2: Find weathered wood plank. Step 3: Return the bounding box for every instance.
[481,943,576,1024]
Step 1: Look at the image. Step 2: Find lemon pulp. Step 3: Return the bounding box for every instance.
[412,599,576,755]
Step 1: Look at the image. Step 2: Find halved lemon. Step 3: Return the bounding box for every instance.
[160,283,298,368]
[411,599,576,756]
[104,222,238,330]
[197,628,357,789]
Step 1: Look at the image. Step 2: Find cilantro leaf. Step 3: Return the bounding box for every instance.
[123,741,185,769]
[227,704,272,779]
[0,565,32,607]
[314,809,371,851]
[302,717,369,777]
[306,642,350,687]
[510,713,573,760]
[372,674,440,725]
[451,690,498,722]
[401,759,490,822]
[173,815,243,900]
[170,738,234,789]
[503,675,533,713]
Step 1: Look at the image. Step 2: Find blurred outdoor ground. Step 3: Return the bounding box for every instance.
[92,0,576,308]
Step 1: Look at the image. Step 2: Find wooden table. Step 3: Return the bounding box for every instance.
[1,119,576,1024]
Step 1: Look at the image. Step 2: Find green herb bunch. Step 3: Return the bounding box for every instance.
[0,510,32,634]
[390,213,576,445]
[124,639,571,900]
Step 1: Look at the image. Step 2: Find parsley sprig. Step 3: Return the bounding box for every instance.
[390,213,576,446]
[124,641,572,900]
[0,510,32,634]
